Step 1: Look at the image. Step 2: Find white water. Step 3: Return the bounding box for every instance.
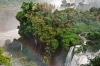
[71,50,100,66]
[65,46,74,66]
[70,34,90,66]
[71,34,100,66]
[78,34,87,45]
[35,39,37,46]
[64,45,86,66]
[71,52,88,66]
[64,34,100,66]
[20,44,23,51]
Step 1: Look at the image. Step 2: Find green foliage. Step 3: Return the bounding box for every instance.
[16,2,82,59]
[16,2,100,63]
[16,2,35,38]
[16,11,26,22]
[90,7,100,14]
[21,2,36,12]
[86,32,100,51]
[87,32,100,40]
[0,48,11,66]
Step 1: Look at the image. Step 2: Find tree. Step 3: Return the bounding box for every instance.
[16,2,85,65]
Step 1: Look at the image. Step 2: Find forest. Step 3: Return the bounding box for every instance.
[16,2,100,66]
[0,1,100,66]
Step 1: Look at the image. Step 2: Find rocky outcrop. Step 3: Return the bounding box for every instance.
[86,40,95,46]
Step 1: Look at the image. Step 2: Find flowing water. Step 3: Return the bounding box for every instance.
[64,34,100,66]
[70,34,100,66]
[70,34,91,66]
[78,34,87,45]
[65,46,75,66]
[20,44,23,51]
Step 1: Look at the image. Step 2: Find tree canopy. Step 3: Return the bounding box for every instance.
[16,2,100,63]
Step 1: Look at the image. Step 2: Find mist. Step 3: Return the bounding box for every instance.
[0,0,100,9]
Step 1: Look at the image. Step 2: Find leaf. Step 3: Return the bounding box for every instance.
[51,39,58,49]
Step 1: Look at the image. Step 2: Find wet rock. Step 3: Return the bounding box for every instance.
[86,40,95,46]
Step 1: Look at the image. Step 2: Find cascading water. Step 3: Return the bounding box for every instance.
[65,46,75,66]
[79,34,87,45]
[64,34,90,66]
[70,34,100,66]
[70,34,90,66]
[20,44,23,51]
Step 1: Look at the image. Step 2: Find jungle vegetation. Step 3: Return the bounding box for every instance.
[0,48,11,66]
[16,2,100,64]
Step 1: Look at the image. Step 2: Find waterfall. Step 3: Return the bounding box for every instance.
[20,44,23,51]
[35,39,37,46]
[65,46,75,66]
[79,34,87,45]
[70,34,100,66]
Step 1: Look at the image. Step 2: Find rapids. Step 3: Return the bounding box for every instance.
[65,46,75,66]
[64,34,100,66]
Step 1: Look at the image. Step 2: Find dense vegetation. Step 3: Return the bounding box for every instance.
[16,2,82,62]
[16,2,100,64]
[0,48,11,66]
[86,32,100,52]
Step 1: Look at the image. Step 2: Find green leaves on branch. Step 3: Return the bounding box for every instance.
[21,2,37,12]
[0,48,11,66]
[16,2,82,61]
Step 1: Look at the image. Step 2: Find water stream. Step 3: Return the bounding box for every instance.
[64,34,87,66]
[20,44,23,51]
[64,34,100,66]
[65,46,75,66]
[65,34,93,66]
[78,34,87,45]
